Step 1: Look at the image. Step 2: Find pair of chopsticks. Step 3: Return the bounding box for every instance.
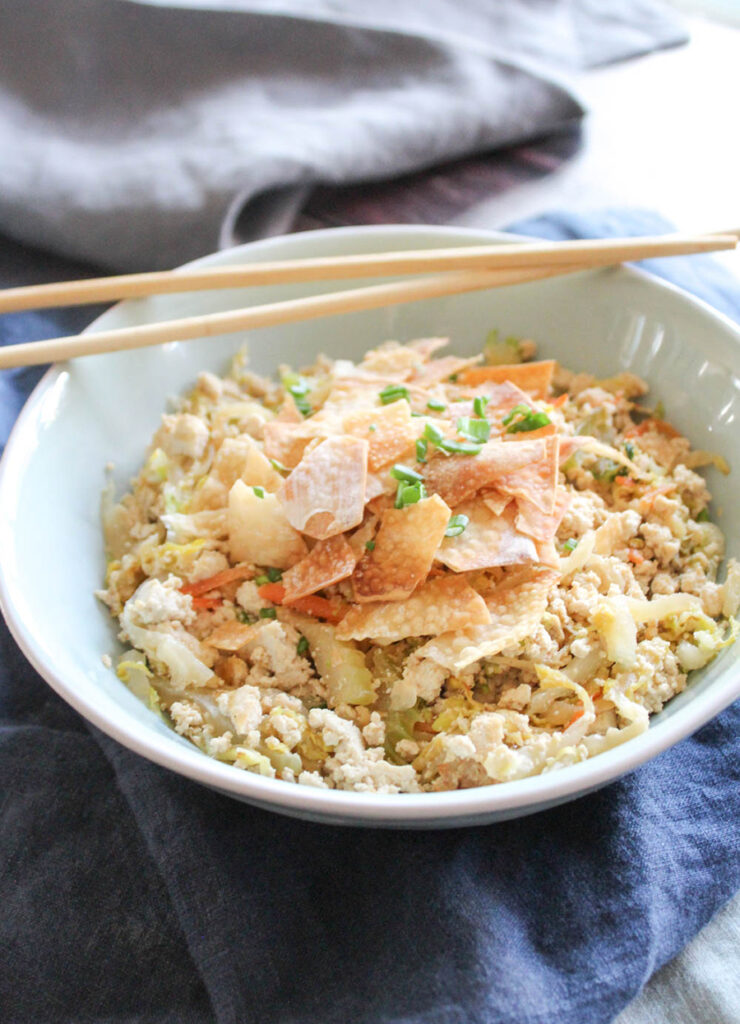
[0,232,736,369]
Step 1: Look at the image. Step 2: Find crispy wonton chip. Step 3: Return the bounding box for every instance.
[353,494,451,602]
[262,410,342,469]
[459,360,555,399]
[446,381,531,424]
[359,341,424,379]
[344,399,418,472]
[204,620,259,651]
[479,489,511,516]
[228,481,307,568]
[416,568,558,670]
[423,438,549,507]
[407,337,450,359]
[336,575,490,642]
[436,500,537,573]
[410,354,482,387]
[515,487,570,542]
[282,534,358,603]
[280,436,368,539]
[496,436,559,514]
[212,436,284,492]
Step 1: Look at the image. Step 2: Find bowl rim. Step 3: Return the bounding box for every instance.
[1,222,739,824]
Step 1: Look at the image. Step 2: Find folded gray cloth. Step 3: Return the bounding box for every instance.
[0,1,684,272]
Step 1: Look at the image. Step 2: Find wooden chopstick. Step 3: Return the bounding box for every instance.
[0,232,735,314]
[0,262,593,369]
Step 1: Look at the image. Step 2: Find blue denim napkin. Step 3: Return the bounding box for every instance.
[1,211,738,1024]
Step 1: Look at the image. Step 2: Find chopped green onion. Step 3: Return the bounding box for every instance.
[473,395,489,417]
[252,486,266,499]
[696,508,711,522]
[236,609,254,624]
[365,540,376,551]
[297,635,309,656]
[426,398,446,412]
[423,421,481,456]
[410,411,424,417]
[562,538,578,553]
[368,423,378,432]
[445,514,469,537]
[457,416,491,443]
[624,441,635,461]
[439,438,482,456]
[390,463,424,484]
[423,422,445,446]
[415,438,428,464]
[503,403,551,434]
[379,384,409,405]
[591,458,621,483]
[394,480,427,509]
[259,607,277,619]
[269,458,288,474]
[254,574,270,585]
[266,567,283,583]
[282,373,313,417]
[449,373,459,383]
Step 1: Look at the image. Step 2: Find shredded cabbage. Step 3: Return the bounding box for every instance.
[120,604,213,690]
[592,596,637,668]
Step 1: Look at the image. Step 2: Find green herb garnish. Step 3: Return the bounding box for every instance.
[445,514,469,537]
[416,438,428,464]
[379,384,409,405]
[423,422,481,456]
[591,458,621,483]
[563,538,578,553]
[423,422,445,446]
[624,441,635,461]
[365,540,376,551]
[297,636,309,656]
[394,480,427,509]
[269,458,288,474]
[390,464,424,484]
[252,486,266,499]
[696,509,711,522]
[426,398,446,412]
[457,416,491,443]
[254,574,270,585]
[473,395,489,417]
[236,609,254,624]
[282,373,312,417]
[438,438,482,456]
[266,567,283,583]
[259,607,277,619]
[503,403,551,434]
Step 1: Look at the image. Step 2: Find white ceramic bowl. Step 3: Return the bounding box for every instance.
[1,225,738,828]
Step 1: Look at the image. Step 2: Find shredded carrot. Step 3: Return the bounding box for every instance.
[639,481,674,514]
[190,595,223,611]
[182,565,253,597]
[615,475,635,488]
[256,583,345,623]
[627,548,644,565]
[625,418,681,440]
[567,707,585,728]
[257,582,287,604]
[551,393,569,409]
[289,595,346,624]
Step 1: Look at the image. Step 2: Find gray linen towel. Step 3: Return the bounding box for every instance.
[0,0,685,271]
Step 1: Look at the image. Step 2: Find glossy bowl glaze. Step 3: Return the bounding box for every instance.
[1,225,738,827]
